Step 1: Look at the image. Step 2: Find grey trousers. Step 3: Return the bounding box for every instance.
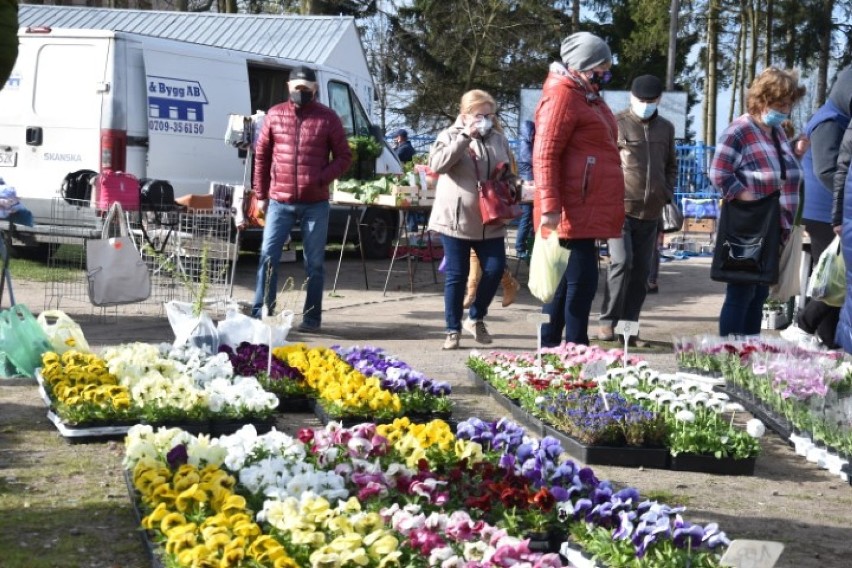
[599,216,660,328]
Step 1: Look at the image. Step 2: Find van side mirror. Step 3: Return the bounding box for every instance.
[370,124,384,142]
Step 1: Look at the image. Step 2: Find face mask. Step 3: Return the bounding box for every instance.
[762,109,788,127]
[631,98,657,120]
[588,70,612,90]
[475,116,493,137]
[291,89,314,106]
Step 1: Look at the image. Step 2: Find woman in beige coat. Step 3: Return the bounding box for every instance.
[428,89,517,350]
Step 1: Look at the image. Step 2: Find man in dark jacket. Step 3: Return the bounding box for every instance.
[390,128,416,163]
[596,75,676,344]
[251,66,353,331]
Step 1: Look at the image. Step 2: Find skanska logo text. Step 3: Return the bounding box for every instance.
[44,153,83,162]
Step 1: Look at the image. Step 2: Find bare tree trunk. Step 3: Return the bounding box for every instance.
[706,0,719,145]
[666,0,679,90]
[224,0,238,14]
[571,0,580,33]
[748,0,758,86]
[740,6,748,113]
[730,5,745,124]
[815,0,834,107]
[764,0,773,66]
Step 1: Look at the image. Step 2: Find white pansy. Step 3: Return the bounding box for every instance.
[725,402,745,413]
[620,376,640,388]
[675,409,696,423]
[746,419,766,438]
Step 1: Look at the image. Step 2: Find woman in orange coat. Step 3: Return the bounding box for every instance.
[533,31,625,346]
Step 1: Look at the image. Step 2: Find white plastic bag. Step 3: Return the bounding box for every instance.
[528,228,570,303]
[165,300,220,354]
[807,236,846,307]
[37,310,90,354]
[216,306,293,349]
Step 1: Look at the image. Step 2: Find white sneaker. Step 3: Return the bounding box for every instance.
[780,325,820,349]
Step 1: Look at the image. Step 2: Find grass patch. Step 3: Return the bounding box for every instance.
[8,244,83,282]
[644,489,692,507]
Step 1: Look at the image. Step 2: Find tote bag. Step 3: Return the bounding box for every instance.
[86,202,152,306]
[711,191,781,285]
[769,185,805,301]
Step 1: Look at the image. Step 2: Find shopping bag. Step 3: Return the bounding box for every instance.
[37,310,91,354]
[86,202,152,306]
[165,300,220,354]
[768,224,804,301]
[807,236,846,307]
[528,228,570,303]
[0,304,53,378]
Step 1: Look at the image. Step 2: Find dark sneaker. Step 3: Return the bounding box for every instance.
[628,336,651,348]
[462,318,492,345]
[297,321,321,333]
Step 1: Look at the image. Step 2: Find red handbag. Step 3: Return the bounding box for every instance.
[470,150,521,225]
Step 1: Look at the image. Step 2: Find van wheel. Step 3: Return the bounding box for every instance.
[358,208,397,259]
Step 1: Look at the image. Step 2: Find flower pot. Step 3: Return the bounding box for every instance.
[208,416,274,437]
[275,395,314,413]
[669,453,756,476]
[525,527,567,555]
[543,425,670,469]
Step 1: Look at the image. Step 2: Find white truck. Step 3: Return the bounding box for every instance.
[0,5,402,258]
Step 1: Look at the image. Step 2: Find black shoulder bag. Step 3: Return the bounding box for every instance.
[711,130,785,285]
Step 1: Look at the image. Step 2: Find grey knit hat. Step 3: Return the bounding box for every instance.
[560,32,612,71]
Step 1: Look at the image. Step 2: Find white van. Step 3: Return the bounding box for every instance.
[0,6,402,258]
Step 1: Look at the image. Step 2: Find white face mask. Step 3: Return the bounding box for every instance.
[475,116,493,136]
[630,97,657,120]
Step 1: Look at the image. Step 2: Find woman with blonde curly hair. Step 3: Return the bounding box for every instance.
[709,67,807,336]
[427,89,518,350]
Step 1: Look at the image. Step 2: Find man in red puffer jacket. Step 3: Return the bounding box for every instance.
[252,66,352,332]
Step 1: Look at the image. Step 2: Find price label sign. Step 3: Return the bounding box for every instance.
[720,540,784,568]
[583,360,606,380]
[614,320,639,337]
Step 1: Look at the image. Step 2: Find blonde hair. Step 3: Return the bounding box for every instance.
[459,89,504,133]
[746,68,806,116]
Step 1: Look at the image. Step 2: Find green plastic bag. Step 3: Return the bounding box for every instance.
[0,304,53,378]
[527,229,570,303]
[807,236,846,308]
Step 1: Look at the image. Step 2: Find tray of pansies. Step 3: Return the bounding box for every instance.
[36,343,279,441]
[122,416,733,568]
[469,346,763,474]
[271,343,453,427]
[217,341,316,413]
[681,335,852,483]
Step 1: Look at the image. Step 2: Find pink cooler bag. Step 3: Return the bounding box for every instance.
[95,170,140,211]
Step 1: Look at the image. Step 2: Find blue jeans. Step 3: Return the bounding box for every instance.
[515,203,533,254]
[541,239,599,346]
[440,234,506,333]
[719,282,769,337]
[252,200,329,325]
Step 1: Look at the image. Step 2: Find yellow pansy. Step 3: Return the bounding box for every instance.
[141,502,170,530]
[365,530,400,557]
[160,512,188,534]
[165,524,198,555]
